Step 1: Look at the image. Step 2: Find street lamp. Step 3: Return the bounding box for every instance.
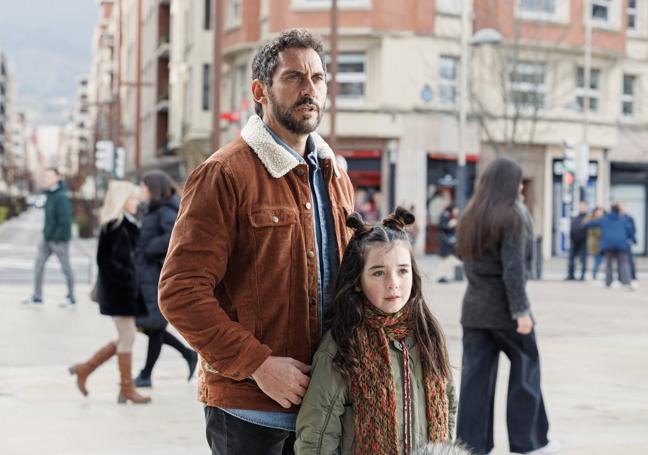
[457,0,502,212]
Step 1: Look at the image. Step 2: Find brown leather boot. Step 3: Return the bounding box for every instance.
[68,341,117,396]
[117,352,151,404]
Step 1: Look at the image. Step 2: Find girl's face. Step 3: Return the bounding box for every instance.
[360,241,413,314]
[139,182,151,203]
[123,193,140,216]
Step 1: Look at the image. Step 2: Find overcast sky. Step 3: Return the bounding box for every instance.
[0,0,97,125]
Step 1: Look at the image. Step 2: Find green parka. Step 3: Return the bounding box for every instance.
[43,181,73,242]
[294,332,457,455]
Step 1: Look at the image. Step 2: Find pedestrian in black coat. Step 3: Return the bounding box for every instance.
[133,171,197,388]
[455,158,557,455]
[69,180,151,404]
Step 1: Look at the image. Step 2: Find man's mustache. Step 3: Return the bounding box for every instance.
[293,97,320,111]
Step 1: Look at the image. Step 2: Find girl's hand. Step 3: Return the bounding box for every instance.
[516,314,533,335]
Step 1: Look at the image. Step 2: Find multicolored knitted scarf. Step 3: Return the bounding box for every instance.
[350,303,449,455]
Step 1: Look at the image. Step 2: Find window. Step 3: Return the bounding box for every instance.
[437,0,460,14]
[520,0,556,13]
[576,67,601,112]
[508,61,546,109]
[439,56,458,105]
[228,0,242,24]
[183,66,193,125]
[628,0,637,30]
[591,0,610,23]
[297,0,369,6]
[204,0,211,30]
[622,74,635,116]
[328,53,367,102]
[202,64,211,111]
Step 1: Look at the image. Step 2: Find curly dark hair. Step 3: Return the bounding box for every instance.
[251,29,326,116]
[330,207,452,382]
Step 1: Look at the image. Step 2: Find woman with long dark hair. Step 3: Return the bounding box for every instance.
[455,158,557,454]
[295,208,456,454]
[134,170,197,388]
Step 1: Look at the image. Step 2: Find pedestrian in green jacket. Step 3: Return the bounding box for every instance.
[295,207,457,455]
[23,168,76,306]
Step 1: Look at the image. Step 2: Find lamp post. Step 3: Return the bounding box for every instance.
[387,139,398,213]
[579,0,592,210]
[457,0,502,212]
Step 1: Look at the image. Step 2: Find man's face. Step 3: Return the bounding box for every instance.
[263,47,327,135]
[42,170,59,189]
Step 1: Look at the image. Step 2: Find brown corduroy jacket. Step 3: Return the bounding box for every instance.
[158,115,354,412]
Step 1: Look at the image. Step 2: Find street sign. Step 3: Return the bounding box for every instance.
[95,140,115,172]
[576,143,590,186]
[114,147,125,179]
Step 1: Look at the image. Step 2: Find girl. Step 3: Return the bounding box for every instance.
[455,158,557,454]
[133,170,197,388]
[295,207,456,455]
[69,180,150,404]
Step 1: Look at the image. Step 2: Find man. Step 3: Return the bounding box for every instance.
[566,200,588,281]
[617,200,638,286]
[159,30,354,454]
[584,204,633,289]
[24,168,76,306]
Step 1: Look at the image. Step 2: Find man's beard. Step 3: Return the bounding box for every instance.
[268,91,324,135]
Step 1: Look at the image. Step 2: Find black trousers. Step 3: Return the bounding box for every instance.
[140,328,193,378]
[567,241,587,280]
[457,328,549,454]
[204,406,295,455]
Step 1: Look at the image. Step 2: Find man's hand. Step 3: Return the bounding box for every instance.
[251,356,311,408]
[516,314,533,335]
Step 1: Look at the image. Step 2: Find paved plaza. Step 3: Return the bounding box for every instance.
[1,210,647,454]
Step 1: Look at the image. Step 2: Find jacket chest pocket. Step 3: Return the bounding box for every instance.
[248,208,298,284]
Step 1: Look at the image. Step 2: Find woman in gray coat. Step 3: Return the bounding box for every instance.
[134,171,197,388]
[455,158,558,455]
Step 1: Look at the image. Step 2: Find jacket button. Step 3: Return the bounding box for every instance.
[231,371,240,378]
[310,297,316,306]
[305,202,312,210]
[296,168,305,176]
[271,216,279,223]
[307,250,315,259]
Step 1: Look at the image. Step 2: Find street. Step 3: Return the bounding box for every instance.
[1,209,647,454]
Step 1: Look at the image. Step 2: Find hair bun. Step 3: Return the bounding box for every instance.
[382,206,415,230]
[346,212,371,236]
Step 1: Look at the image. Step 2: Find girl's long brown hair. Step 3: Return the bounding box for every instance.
[330,207,451,381]
[456,157,524,260]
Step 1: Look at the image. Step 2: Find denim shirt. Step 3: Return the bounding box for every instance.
[221,124,339,431]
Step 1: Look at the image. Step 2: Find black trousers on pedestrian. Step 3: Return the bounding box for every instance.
[204,406,295,455]
[567,241,587,280]
[457,328,549,454]
[140,328,193,378]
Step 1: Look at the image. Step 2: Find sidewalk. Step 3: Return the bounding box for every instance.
[1,270,647,454]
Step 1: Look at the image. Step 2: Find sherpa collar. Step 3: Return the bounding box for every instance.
[240,114,340,179]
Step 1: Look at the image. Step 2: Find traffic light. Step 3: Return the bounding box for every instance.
[114,147,125,178]
[95,140,115,172]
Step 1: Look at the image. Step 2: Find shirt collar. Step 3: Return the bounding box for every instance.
[263,124,318,166]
